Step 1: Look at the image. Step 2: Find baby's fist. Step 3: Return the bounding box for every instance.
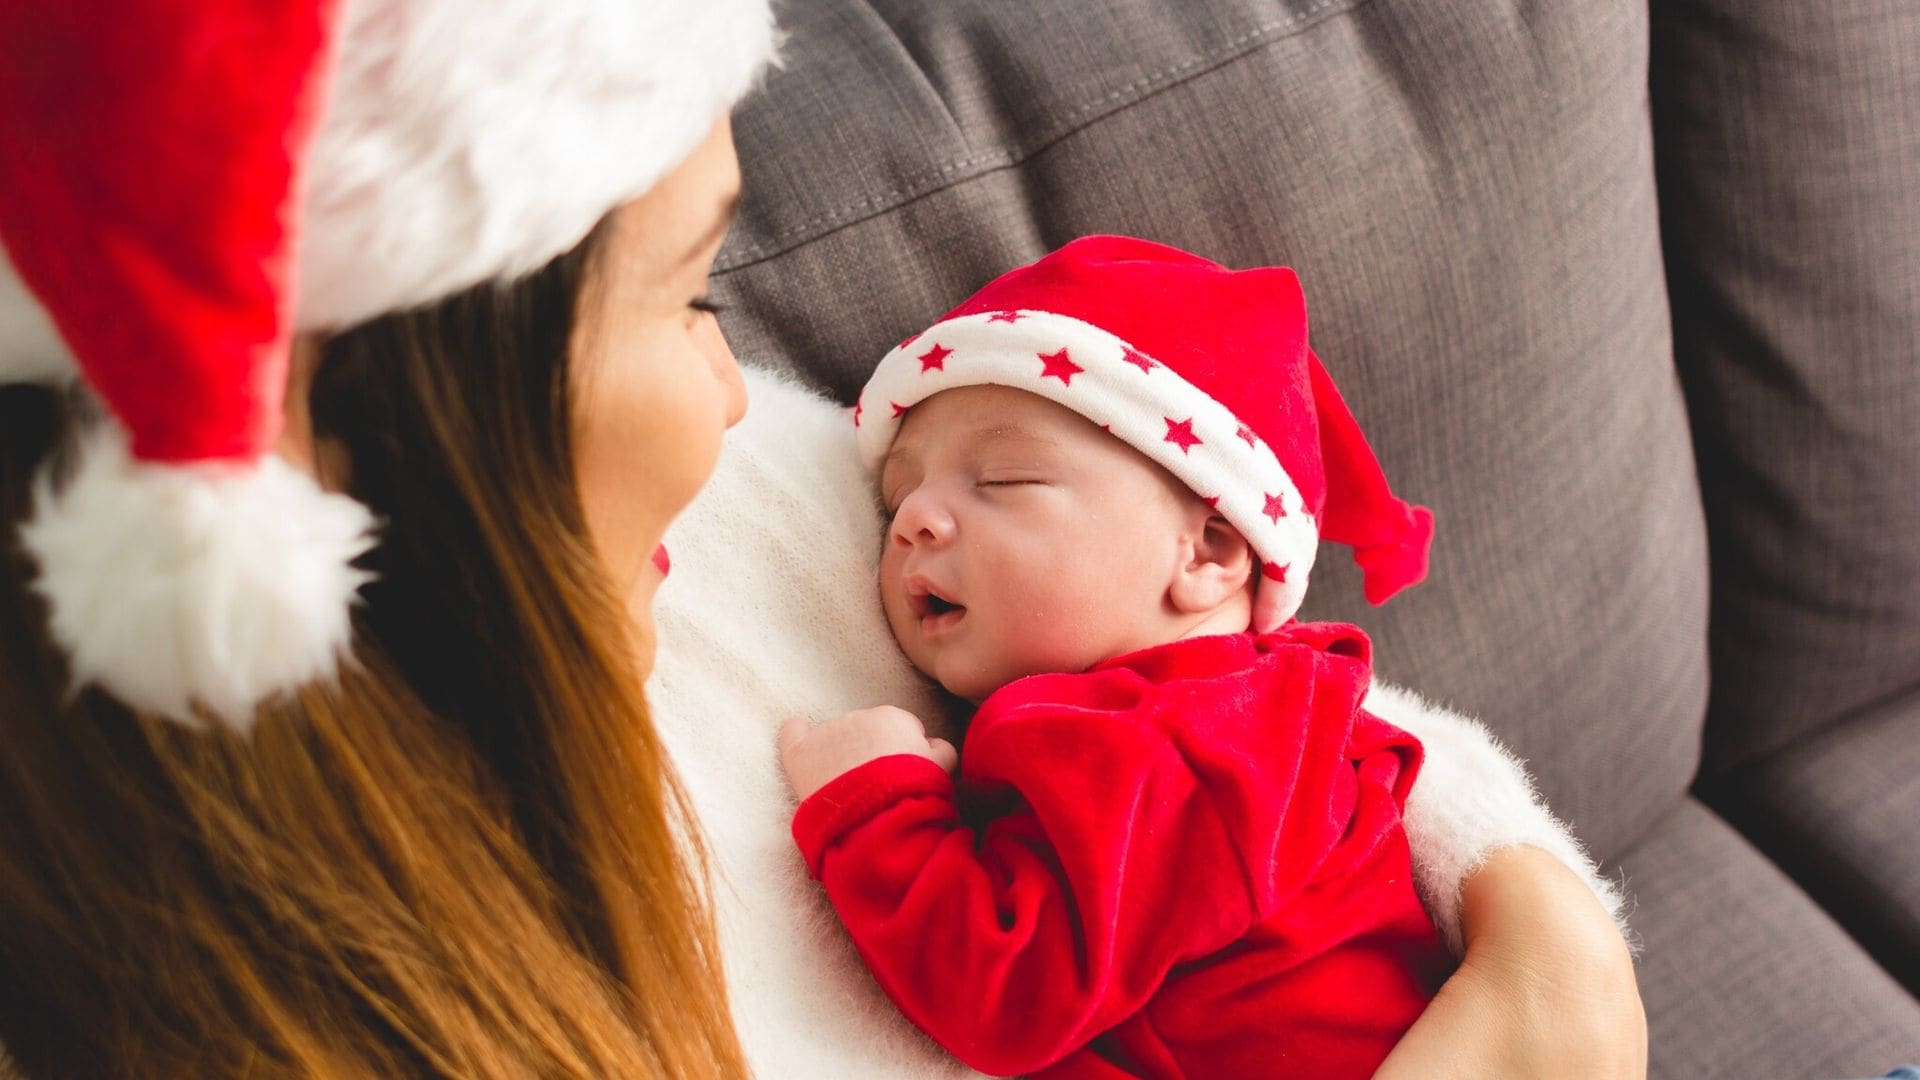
[778,706,958,801]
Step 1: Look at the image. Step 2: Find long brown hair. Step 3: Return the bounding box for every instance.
[0,228,747,1076]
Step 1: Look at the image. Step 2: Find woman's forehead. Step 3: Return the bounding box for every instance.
[602,120,742,284]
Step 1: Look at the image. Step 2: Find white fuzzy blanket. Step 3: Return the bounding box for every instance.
[650,367,1622,1078]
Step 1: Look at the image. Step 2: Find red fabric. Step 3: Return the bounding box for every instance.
[946,237,1324,514]
[0,1,342,463]
[930,235,1433,604]
[1305,349,1436,604]
[793,625,1451,1078]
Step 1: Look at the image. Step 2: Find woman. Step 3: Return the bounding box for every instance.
[0,0,1638,1076]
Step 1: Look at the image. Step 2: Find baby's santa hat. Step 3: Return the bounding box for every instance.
[0,0,775,728]
[856,235,1434,632]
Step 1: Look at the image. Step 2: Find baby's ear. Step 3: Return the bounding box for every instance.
[1169,512,1255,615]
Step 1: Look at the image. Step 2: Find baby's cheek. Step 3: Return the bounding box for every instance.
[879,594,918,655]
[874,557,907,626]
[996,601,1092,674]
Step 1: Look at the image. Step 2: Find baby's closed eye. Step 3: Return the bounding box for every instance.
[974,470,1049,489]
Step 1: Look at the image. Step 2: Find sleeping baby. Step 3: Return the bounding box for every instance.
[779,235,1449,1079]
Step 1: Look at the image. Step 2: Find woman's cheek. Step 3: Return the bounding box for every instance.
[630,339,723,502]
[673,376,732,504]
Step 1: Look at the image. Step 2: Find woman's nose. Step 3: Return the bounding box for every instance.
[700,314,748,428]
[890,489,956,548]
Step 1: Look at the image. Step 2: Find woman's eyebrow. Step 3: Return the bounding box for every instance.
[682,191,741,266]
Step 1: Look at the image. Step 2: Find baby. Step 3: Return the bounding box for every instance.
[778,235,1448,1079]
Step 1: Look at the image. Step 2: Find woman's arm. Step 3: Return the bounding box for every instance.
[1373,845,1647,1079]
[1364,681,1645,1077]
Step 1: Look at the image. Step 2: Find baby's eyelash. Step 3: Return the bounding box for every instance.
[689,296,725,315]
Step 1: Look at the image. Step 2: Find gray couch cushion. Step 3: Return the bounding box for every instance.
[1651,0,1920,771]
[1623,798,1920,1078]
[1703,697,1920,995]
[716,0,1707,859]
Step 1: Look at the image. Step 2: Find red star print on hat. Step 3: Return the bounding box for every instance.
[854,235,1434,632]
[0,0,775,728]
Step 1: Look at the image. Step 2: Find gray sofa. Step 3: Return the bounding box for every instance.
[713,0,1920,1075]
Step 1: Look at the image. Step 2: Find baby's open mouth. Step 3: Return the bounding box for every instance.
[907,579,967,627]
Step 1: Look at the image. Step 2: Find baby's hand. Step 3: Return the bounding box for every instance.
[777,706,958,801]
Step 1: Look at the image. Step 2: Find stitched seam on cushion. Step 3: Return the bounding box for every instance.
[715,0,1367,272]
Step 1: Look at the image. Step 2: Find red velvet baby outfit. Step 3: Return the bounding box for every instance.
[792,623,1451,1079]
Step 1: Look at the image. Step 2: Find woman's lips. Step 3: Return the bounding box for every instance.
[651,543,671,578]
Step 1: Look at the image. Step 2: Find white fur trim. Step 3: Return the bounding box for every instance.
[20,424,377,729]
[858,310,1319,624]
[0,244,75,384]
[297,0,777,331]
[1363,680,1632,956]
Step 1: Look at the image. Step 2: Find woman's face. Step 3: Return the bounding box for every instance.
[571,118,747,656]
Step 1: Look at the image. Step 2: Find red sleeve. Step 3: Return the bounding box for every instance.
[789,643,1370,1076]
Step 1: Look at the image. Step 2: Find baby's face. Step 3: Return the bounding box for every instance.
[878,385,1203,702]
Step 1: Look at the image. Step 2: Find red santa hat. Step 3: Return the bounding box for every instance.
[0,0,776,728]
[855,235,1434,633]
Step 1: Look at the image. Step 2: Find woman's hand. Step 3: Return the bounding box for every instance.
[778,707,959,801]
[1373,844,1647,1079]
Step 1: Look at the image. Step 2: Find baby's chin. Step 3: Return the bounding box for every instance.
[897,642,992,704]
[923,660,995,705]
[944,680,994,706]
[924,651,1057,705]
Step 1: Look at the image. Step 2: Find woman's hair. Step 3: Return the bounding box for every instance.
[0,228,747,1076]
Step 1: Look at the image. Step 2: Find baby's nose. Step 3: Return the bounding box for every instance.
[891,490,957,547]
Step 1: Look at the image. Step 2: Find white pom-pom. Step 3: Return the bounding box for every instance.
[19,425,378,730]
